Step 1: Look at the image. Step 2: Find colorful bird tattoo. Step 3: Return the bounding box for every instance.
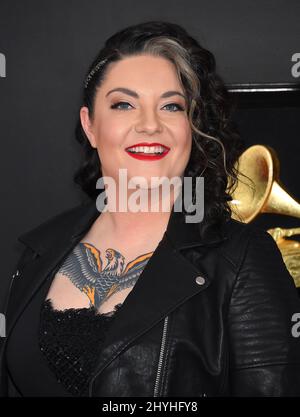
[56,242,153,309]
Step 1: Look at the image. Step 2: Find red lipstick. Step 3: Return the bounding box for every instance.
[125,142,170,161]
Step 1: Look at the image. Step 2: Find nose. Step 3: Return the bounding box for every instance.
[134,107,163,135]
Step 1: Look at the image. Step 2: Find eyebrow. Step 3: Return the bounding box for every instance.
[105,87,186,100]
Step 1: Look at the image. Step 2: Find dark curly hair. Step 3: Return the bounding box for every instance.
[74,20,245,232]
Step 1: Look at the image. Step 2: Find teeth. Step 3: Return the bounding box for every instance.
[127,145,166,154]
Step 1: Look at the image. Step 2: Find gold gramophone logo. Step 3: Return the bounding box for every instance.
[229,145,300,287]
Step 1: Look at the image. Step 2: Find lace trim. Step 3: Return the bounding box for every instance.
[43,298,123,318]
[38,298,122,396]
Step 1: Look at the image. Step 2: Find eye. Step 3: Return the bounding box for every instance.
[110,101,132,110]
[163,103,185,112]
[110,101,185,112]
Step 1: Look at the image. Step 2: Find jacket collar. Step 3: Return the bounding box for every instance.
[17,199,100,256]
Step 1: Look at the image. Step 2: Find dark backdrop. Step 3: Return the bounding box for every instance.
[0,0,300,310]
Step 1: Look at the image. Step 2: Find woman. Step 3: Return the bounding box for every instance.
[1,20,300,397]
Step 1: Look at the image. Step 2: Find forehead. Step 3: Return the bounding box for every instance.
[98,55,184,94]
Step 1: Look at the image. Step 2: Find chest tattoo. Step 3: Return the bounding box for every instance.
[57,242,154,309]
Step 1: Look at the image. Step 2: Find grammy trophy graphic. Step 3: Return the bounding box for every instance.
[229,145,300,287]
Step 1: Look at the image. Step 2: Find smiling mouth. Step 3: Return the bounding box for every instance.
[125,143,170,160]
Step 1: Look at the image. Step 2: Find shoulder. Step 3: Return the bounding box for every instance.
[17,199,98,254]
[222,218,297,301]
[219,217,281,272]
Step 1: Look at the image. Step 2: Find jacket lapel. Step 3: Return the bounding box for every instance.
[6,201,100,339]
[90,233,219,382]
[7,198,228,378]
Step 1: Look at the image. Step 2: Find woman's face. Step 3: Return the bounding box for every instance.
[80,54,192,190]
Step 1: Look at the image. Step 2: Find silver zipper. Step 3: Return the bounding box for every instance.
[4,269,20,318]
[153,315,169,397]
[88,315,170,397]
[1,269,21,339]
[89,370,97,396]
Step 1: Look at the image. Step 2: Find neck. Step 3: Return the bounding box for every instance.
[101,209,172,238]
[94,185,181,243]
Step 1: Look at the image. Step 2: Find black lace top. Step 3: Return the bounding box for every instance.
[38,299,123,397]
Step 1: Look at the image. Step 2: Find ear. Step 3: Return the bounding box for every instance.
[79,106,97,148]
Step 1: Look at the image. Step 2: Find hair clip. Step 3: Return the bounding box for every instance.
[84,58,108,89]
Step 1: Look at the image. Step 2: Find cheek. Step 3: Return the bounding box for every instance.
[177,122,192,152]
[94,122,123,152]
[175,123,192,169]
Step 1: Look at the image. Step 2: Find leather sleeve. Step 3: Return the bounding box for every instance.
[228,229,300,396]
[0,245,37,397]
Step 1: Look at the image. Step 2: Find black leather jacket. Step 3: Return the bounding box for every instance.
[1,199,300,397]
